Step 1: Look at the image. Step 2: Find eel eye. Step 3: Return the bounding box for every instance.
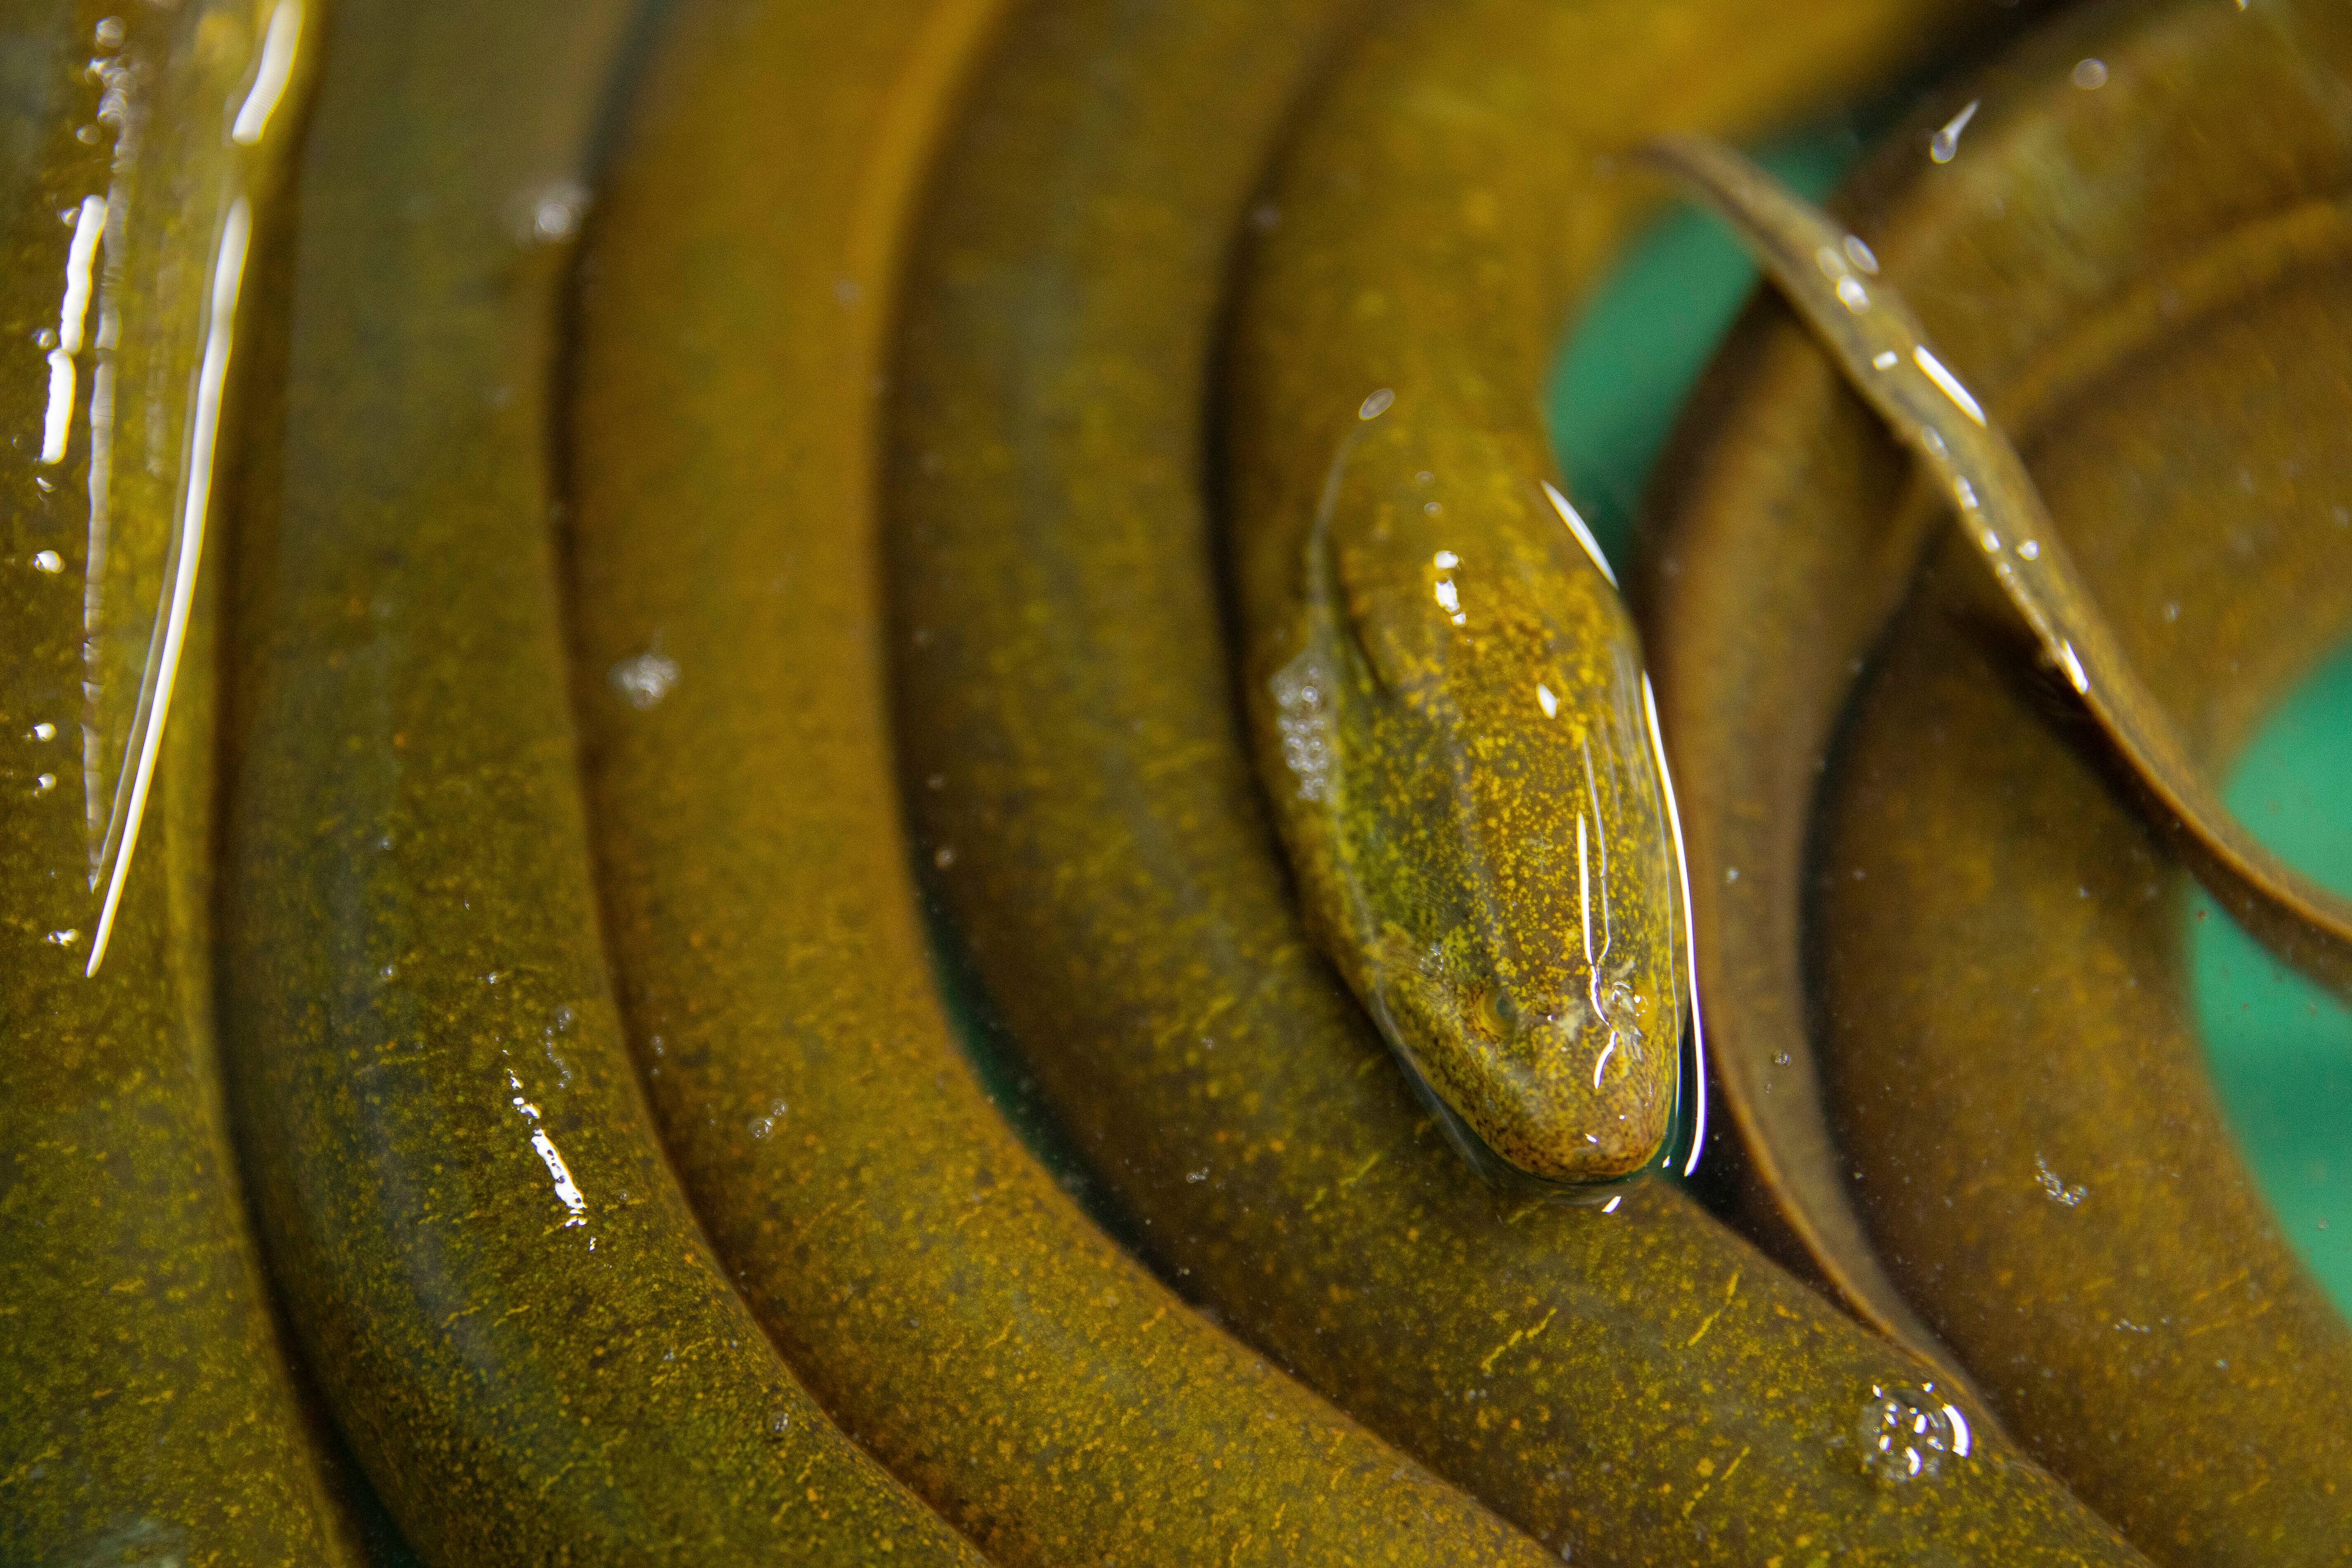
[1472,986,1521,1039]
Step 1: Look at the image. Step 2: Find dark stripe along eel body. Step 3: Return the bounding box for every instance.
[563,0,1554,1562]
[889,0,2146,1560]
[215,0,988,1559]
[0,2,360,1560]
[1643,0,2352,1560]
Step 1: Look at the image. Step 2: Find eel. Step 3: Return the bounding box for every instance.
[1643,129,2352,995]
[887,0,2149,1559]
[0,2,361,1560]
[562,0,1558,1562]
[1219,0,2021,1194]
[1642,0,2352,1559]
[214,0,991,1559]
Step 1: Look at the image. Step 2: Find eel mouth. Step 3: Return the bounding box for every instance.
[1371,962,1677,1186]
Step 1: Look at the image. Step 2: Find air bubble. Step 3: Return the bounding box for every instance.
[1857,1382,1958,1484]
[31,550,63,573]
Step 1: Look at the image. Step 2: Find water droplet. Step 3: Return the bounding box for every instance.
[609,649,678,709]
[1929,100,1979,164]
[31,550,63,573]
[1857,1383,1956,1483]
[512,179,589,244]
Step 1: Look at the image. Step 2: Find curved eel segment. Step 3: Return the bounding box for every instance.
[1643,132,2352,992]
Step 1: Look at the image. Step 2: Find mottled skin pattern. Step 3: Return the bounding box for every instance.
[888,0,2149,1560]
[0,3,360,1561]
[213,1,986,1561]
[1258,395,1682,1183]
[1648,130,2352,995]
[561,0,1555,1564]
[1645,1,2352,1560]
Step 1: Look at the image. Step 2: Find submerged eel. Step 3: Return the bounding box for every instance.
[1643,130,2352,993]
[891,0,2146,1559]
[563,0,1556,1562]
[1643,0,2352,1559]
[215,0,986,1558]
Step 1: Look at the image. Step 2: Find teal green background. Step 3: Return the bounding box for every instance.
[1544,129,2352,1314]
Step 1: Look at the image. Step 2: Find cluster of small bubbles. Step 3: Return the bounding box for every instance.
[748,1101,786,1140]
[766,1408,792,1438]
[1856,1382,1959,1484]
[1268,650,1335,802]
[2035,1153,2088,1207]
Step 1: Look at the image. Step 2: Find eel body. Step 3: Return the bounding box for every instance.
[0,3,360,1559]
[1642,0,2352,1558]
[216,0,990,1558]
[564,0,1559,1562]
[889,0,2149,1559]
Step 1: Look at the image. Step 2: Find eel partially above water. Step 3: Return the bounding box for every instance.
[1642,132,2352,994]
